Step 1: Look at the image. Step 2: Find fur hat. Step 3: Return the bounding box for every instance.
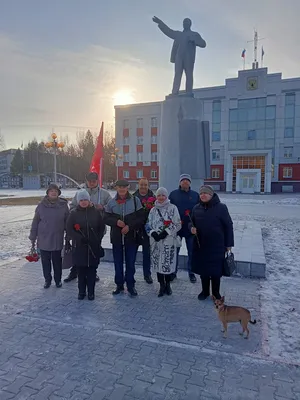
[156,187,168,197]
[199,185,214,196]
[46,183,61,196]
[77,189,90,202]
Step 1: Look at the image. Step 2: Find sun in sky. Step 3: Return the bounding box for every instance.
[113,90,135,106]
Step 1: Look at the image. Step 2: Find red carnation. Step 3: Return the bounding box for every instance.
[185,209,191,216]
[142,199,147,204]
[163,220,172,227]
[74,224,81,231]
[148,197,156,203]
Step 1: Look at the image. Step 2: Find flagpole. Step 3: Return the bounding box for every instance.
[243,57,245,70]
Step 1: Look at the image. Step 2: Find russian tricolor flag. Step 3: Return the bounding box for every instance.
[241,49,246,58]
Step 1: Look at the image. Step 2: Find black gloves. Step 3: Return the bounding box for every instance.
[151,231,168,242]
[158,231,168,240]
[151,232,160,242]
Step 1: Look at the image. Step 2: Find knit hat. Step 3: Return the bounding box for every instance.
[46,183,61,196]
[199,185,214,196]
[156,187,168,197]
[179,173,192,184]
[77,189,90,202]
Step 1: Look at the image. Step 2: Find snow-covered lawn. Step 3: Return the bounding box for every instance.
[0,192,300,363]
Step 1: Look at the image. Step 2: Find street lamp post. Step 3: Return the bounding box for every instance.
[45,133,65,184]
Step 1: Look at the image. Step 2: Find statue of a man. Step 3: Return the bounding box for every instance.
[153,16,206,96]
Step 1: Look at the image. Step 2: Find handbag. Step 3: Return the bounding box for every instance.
[62,246,73,270]
[222,251,236,277]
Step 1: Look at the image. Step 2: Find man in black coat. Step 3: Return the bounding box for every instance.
[133,178,155,284]
[190,185,234,300]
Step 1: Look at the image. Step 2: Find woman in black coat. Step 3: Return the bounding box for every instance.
[190,185,234,300]
[66,190,105,300]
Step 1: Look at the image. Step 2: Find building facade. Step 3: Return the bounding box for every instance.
[115,67,300,193]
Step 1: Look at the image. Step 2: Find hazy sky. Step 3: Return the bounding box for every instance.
[1,0,300,148]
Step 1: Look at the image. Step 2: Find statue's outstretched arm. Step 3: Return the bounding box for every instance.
[153,16,177,40]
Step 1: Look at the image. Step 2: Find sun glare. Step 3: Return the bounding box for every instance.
[113,90,135,106]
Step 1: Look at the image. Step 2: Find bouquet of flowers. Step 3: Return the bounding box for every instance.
[142,196,156,211]
[25,245,39,262]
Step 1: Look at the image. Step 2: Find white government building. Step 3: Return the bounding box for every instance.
[115,66,300,193]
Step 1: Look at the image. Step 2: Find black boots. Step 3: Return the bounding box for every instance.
[158,283,165,297]
[112,285,124,295]
[44,281,51,289]
[198,277,221,300]
[157,273,172,297]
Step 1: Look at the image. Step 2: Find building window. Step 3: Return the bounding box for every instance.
[213,100,221,111]
[123,119,129,129]
[137,118,143,128]
[284,127,294,138]
[137,152,143,162]
[151,135,157,144]
[137,170,143,179]
[211,168,220,179]
[212,149,220,161]
[151,152,158,162]
[123,170,129,179]
[123,137,129,145]
[285,93,295,105]
[247,130,256,140]
[124,153,129,162]
[137,136,143,145]
[151,170,157,179]
[266,106,276,120]
[283,167,292,178]
[212,132,221,142]
[284,147,293,159]
[151,117,157,127]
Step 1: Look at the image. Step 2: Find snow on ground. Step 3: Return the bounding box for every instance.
[0,193,300,363]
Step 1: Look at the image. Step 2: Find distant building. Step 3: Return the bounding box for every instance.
[115,67,300,193]
[0,149,17,174]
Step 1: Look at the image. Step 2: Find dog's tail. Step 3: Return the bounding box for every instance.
[249,319,257,325]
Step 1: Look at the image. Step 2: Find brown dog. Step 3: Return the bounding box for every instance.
[212,296,256,339]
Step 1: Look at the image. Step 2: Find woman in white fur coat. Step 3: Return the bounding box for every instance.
[146,187,182,297]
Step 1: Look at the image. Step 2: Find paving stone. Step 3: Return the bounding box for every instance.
[0,260,298,399]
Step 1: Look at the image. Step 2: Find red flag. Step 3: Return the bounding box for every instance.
[90,122,104,187]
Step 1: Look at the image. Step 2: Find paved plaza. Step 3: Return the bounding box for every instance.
[0,260,299,400]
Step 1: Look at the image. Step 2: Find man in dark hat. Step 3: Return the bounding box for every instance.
[104,180,145,297]
[169,173,199,283]
[64,172,112,283]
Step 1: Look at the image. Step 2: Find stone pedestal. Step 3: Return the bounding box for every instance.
[159,95,210,193]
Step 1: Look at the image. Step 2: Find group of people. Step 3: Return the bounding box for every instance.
[29,172,234,301]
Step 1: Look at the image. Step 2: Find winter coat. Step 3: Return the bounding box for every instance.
[66,205,105,267]
[104,193,145,245]
[146,201,181,274]
[169,187,199,238]
[190,193,234,278]
[29,196,69,251]
[133,189,156,245]
[70,185,111,211]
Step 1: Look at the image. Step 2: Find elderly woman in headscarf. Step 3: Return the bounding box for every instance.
[146,187,181,297]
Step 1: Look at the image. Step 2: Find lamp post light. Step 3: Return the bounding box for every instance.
[45,133,65,184]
